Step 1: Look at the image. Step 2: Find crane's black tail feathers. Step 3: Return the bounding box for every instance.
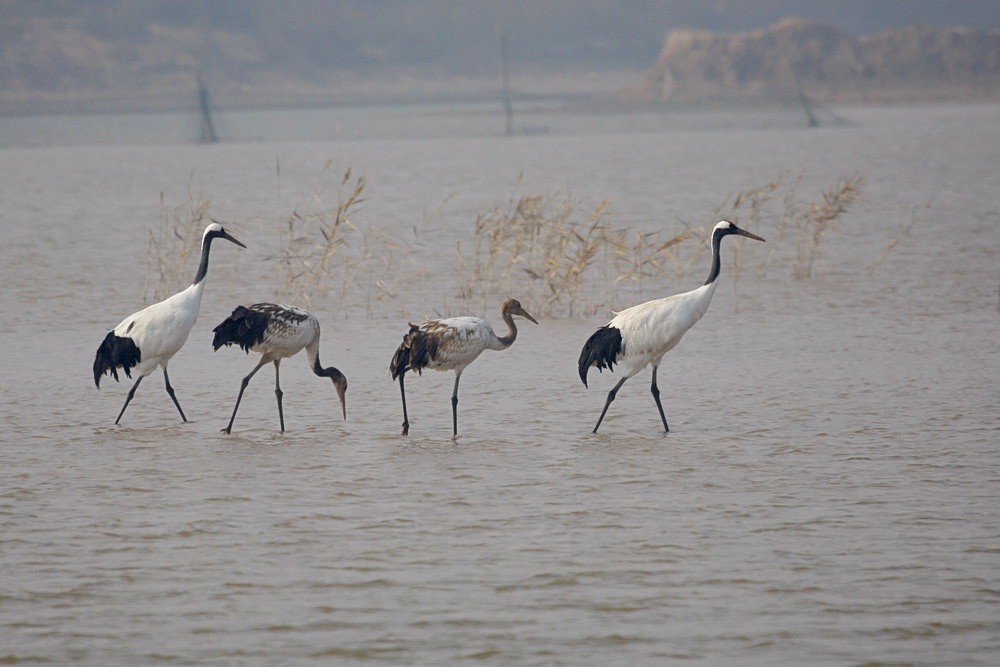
[93,332,141,388]
[212,305,269,353]
[390,323,437,380]
[578,325,622,387]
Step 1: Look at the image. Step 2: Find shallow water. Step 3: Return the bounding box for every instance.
[1,103,998,664]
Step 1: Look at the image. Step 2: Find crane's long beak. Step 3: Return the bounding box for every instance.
[737,228,766,243]
[222,231,247,249]
[333,377,347,420]
[516,307,539,325]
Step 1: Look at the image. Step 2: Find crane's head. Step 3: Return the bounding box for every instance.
[204,222,247,249]
[327,368,348,420]
[501,298,539,325]
[716,220,765,243]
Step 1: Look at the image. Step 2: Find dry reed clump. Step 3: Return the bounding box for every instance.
[145,166,863,319]
[455,173,863,317]
[144,186,240,301]
[455,191,692,317]
[682,181,781,290]
[792,173,864,279]
[679,172,864,285]
[275,166,365,308]
[272,165,420,315]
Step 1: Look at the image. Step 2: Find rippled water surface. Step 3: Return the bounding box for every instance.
[2,104,998,664]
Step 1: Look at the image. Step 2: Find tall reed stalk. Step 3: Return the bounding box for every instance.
[145,186,238,301]
[275,167,366,308]
[271,165,424,315]
[793,174,864,279]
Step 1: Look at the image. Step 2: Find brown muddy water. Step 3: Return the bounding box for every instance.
[1,104,998,664]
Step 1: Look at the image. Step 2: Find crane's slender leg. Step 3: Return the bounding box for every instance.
[115,375,144,424]
[649,365,669,433]
[593,376,629,434]
[398,373,410,436]
[222,359,268,434]
[273,360,284,432]
[162,366,188,422]
[451,370,463,437]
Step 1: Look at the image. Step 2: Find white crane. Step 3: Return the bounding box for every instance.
[389,298,538,436]
[212,303,347,434]
[93,222,246,424]
[578,220,764,433]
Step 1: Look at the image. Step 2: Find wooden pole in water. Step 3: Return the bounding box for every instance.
[197,74,218,144]
[498,29,513,137]
[796,81,819,128]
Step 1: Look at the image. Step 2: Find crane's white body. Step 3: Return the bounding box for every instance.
[604,280,718,379]
[246,304,321,365]
[390,298,538,436]
[110,281,206,379]
[412,316,506,373]
[213,303,347,433]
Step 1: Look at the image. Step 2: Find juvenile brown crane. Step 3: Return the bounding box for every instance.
[389,298,538,436]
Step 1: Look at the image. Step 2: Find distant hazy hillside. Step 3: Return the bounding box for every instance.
[2,2,1000,113]
[625,18,1000,105]
[0,1,668,113]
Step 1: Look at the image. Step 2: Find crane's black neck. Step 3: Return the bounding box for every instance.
[312,355,345,382]
[703,227,730,286]
[192,230,222,285]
